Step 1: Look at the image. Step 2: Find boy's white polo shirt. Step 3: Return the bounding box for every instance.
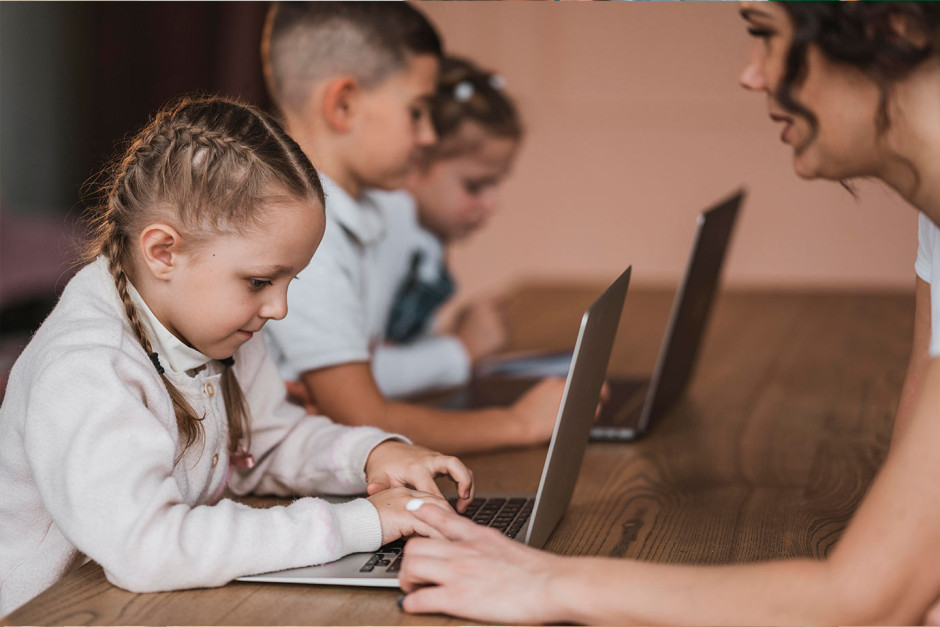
[265,175,471,394]
[265,175,417,379]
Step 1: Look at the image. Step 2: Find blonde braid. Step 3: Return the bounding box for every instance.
[101,218,205,463]
[84,95,325,466]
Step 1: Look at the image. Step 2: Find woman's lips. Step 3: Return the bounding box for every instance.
[770,114,793,143]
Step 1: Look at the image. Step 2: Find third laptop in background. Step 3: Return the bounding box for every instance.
[472,189,744,441]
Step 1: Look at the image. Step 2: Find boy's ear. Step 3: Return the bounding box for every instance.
[139,224,183,280]
[321,76,359,133]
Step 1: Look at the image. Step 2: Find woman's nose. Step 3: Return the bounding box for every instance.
[739,46,766,91]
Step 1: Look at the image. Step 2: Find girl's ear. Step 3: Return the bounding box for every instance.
[321,75,359,133]
[139,224,183,280]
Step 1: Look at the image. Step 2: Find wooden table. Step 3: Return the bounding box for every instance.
[3,285,914,626]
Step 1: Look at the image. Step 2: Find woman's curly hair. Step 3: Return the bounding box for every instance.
[777,2,940,143]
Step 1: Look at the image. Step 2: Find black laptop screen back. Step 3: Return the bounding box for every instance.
[642,191,743,431]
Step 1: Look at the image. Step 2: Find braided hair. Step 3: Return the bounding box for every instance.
[423,56,523,163]
[84,96,324,462]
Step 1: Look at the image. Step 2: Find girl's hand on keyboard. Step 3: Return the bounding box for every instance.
[364,441,475,513]
[398,501,566,624]
[367,487,455,545]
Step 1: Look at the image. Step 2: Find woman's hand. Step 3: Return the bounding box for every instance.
[398,500,567,624]
[364,441,474,512]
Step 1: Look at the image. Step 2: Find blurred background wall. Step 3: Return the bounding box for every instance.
[0,1,918,335]
[418,1,918,300]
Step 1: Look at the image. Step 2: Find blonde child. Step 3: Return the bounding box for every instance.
[261,3,565,456]
[0,96,473,616]
[371,55,523,399]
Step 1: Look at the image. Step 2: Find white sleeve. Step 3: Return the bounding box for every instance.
[915,212,934,283]
[264,218,370,379]
[229,334,406,496]
[917,213,940,357]
[23,345,383,594]
[371,334,472,398]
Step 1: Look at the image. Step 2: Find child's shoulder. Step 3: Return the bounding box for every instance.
[367,187,416,215]
[13,259,145,378]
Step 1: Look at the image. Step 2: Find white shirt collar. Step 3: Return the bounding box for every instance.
[125,278,216,376]
[320,174,386,246]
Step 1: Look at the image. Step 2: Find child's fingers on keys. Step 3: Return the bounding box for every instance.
[430,456,474,501]
[406,475,446,501]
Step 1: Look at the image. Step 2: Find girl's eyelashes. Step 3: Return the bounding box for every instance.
[464,178,498,196]
[410,104,429,124]
[464,181,484,195]
[248,278,273,291]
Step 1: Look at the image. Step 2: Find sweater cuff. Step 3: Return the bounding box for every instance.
[348,429,413,482]
[332,498,383,554]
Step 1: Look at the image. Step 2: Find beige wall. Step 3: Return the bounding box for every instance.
[420,2,918,302]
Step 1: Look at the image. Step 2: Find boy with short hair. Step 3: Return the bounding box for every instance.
[262,2,562,456]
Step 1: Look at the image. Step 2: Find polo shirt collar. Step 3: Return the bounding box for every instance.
[125,279,215,376]
[320,173,386,246]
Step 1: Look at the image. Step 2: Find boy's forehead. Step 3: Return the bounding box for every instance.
[381,53,439,97]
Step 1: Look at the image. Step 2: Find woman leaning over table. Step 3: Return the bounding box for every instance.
[397,2,940,624]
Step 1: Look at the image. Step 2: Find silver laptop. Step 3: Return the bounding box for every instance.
[465,190,742,442]
[237,266,632,587]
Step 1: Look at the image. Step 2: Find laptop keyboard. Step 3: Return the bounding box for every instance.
[359,496,534,574]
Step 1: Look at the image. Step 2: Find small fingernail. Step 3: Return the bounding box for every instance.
[397,594,405,610]
[406,498,425,511]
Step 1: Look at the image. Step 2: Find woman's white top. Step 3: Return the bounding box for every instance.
[915,212,940,357]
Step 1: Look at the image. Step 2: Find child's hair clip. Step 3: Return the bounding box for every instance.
[149,352,166,376]
[453,80,475,102]
[488,74,507,91]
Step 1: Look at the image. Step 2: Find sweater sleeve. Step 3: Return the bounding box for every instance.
[228,334,407,498]
[22,345,382,594]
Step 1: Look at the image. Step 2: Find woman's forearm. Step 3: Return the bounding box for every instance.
[548,557,845,626]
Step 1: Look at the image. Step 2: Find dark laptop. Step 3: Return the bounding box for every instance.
[461,189,743,441]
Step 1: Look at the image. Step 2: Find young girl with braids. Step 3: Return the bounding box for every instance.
[0,96,473,616]
[368,55,524,399]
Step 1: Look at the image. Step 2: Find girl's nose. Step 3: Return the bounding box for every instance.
[417,115,436,147]
[262,292,289,321]
[480,188,499,216]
